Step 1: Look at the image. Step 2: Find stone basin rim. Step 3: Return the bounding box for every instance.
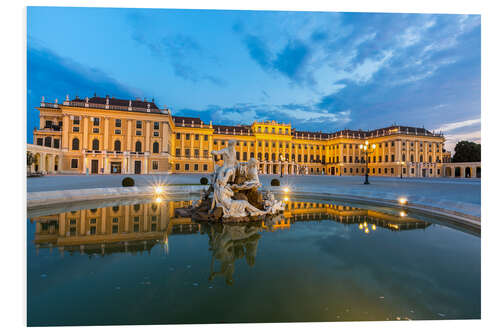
[26,185,480,231]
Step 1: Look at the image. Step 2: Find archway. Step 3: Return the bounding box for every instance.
[465,167,471,178]
[445,167,452,177]
[476,167,481,178]
[454,167,461,178]
[34,153,40,172]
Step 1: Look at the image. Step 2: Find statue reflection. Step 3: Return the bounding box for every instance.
[205,215,281,285]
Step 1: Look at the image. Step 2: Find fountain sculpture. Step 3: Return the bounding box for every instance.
[175,140,286,222]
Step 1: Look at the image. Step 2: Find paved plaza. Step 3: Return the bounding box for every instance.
[27,174,481,218]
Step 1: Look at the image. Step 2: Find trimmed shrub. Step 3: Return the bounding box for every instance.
[271,178,280,186]
[200,177,209,185]
[122,177,135,187]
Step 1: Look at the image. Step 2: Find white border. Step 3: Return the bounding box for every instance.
[2,0,499,332]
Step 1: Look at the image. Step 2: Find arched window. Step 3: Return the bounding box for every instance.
[420,155,423,162]
[114,140,121,152]
[410,154,414,162]
[153,142,159,154]
[72,138,79,150]
[92,139,99,151]
[135,141,142,152]
[402,154,406,162]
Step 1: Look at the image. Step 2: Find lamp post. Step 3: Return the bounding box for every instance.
[359,141,376,185]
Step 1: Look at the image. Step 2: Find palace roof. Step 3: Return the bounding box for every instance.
[72,95,161,111]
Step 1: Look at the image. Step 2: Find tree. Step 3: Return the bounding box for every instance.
[452,141,481,162]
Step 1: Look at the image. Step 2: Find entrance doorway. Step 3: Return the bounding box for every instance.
[111,162,122,174]
[422,169,426,177]
[134,161,141,174]
[91,160,99,174]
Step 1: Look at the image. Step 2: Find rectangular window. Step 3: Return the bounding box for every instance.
[133,216,140,222]
[195,134,199,140]
[133,224,139,232]
[153,131,159,137]
[71,159,78,168]
[90,226,96,235]
[176,133,181,140]
[115,119,121,127]
[175,163,180,170]
[176,148,181,157]
[53,139,60,148]
[152,160,159,170]
[203,164,208,171]
[151,224,157,231]
[236,152,240,160]
[185,164,189,171]
[203,150,209,158]
[112,217,119,223]
[194,149,199,157]
[73,127,79,132]
[391,155,395,162]
[185,149,190,157]
[204,135,208,141]
[136,120,142,129]
[186,134,190,140]
[194,164,199,171]
[70,219,76,225]
[154,122,159,130]
[90,218,96,224]
[136,130,142,136]
[93,128,99,133]
[93,118,100,126]
[73,116,80,125]
[114,129,121,135]
[36,138,43,145]
[112,225,118,234]
[243,152,247,160]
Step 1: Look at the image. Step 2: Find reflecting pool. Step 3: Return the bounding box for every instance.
[27,195,480,326]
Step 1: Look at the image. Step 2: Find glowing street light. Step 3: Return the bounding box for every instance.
[398,197,408,205]
[359,141,377,185]
[154,186,164,194]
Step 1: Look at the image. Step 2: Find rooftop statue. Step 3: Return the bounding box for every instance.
[176,140,285,222]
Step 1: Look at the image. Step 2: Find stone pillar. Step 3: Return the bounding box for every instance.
[80,209,86,235]
[127,119,132,151]
[40,153,46,173]
[101,207,107,234]
[83,116,89,150]
[124,205,130,233]
[104,117,110,151]
[145,121,151,152]
[143,204,149,232]
[162,122,169,152]
[58,213,66,236]
[62,115,69,150]
[160,202,168,231]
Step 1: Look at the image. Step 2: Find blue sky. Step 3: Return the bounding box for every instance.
[27,7,480,151]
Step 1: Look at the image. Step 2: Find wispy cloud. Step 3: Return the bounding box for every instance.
[432,118,481,133]
[128,13,226,86]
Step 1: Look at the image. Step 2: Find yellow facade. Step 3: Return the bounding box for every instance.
[32,95,446,177]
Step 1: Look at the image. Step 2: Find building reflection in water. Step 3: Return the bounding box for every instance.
[30,199,431,283]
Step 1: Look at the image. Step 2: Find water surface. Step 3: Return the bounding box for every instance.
[27,196,480,326]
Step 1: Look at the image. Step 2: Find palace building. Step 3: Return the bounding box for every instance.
[30,94,449,178]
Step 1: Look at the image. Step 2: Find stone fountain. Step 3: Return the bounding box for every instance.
[175,140,286,222]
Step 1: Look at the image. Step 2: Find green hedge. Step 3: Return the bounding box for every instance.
[122,177,135,187]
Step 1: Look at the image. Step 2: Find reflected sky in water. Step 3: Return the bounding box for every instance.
[27,196,480,326]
